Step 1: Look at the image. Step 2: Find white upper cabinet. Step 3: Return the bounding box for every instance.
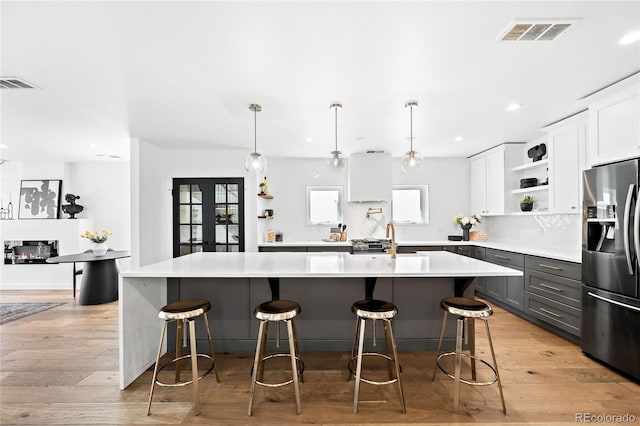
[348,152,392,202]
[470,144,523,216]
[546,113,588,214]
[588,85,640,166]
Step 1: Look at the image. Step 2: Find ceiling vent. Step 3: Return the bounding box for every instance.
[498,20,574,42]
[0,77,37,89]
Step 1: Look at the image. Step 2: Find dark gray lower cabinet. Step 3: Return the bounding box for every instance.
[258,245,350,252]
[479,248,525,311]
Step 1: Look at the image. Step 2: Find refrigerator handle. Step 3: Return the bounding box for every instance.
[634,187,639,269]
[623,184,635,275]
[588,291,640,313]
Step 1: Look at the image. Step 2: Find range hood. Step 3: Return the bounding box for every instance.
[348,152,392,202]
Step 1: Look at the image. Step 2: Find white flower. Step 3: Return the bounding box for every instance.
[470,217,477,225]
[461,217,470,225]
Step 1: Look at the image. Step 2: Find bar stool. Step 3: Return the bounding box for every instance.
[147,298,219,416]
[432,297,506,415]
[248,299,304,416]
[348,299,406,414]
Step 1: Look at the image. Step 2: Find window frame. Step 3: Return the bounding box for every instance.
[391,185,429,225]
[306,185,344,226]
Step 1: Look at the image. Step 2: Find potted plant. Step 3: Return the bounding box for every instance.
[520,195,534,212]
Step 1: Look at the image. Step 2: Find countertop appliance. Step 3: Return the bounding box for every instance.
[582,157,640,381]
[350,238,392,254]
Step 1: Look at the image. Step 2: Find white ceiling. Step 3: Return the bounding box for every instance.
[1,1,639,163]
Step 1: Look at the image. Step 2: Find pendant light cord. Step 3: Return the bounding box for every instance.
[254,108,257,152]
[335,106,338,151]
[410,105,413,152]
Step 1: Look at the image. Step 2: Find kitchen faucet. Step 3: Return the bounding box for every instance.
[385,222,397,259]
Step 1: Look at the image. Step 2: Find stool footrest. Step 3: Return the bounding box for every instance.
[348,353,402,386]
[155,353,215,387]
[436,352,497,386]
[253,353,305,388]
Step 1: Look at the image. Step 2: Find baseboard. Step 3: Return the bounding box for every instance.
[0,283,75,291]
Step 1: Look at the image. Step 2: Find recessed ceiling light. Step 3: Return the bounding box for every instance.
[619,30,640,45]
[0,144,7,149]
[506,103,522,111]
[305,137,314,143]
[455,136,464,142]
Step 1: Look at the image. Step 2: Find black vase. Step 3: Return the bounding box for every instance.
[520,202,533,212]
[460,224,472,241]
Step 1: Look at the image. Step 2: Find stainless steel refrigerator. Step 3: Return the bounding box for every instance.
[582,157,640,381]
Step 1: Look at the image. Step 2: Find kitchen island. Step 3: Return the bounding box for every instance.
[119,250,522,388]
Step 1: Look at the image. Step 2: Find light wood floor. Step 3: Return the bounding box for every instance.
[1,290,639,425]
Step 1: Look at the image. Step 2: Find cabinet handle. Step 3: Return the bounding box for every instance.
[537,282,563,292]
[539,307,562,318]
[539,263,562,271]
[494,255,510,260]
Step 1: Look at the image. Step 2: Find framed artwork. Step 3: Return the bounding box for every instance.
[18,180,62,219]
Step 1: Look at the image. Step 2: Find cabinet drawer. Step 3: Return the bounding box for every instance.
[525,255,581,281]
[525,270,582,308]
[471,246,486,260]
[524,292,581,336]
[400,246,442,254]
[444,246,472,257]
[485,248,524,268]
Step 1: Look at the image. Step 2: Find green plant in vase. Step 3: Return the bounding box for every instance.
[520,195,534,212]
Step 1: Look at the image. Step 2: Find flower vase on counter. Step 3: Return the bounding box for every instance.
[460,224,472,241]
[92,242,108,256]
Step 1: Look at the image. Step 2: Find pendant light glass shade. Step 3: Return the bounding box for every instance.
[401,100,423,172]
[244,103,267,174]
[328,103,346,170]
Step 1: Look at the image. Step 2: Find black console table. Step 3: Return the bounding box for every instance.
[46,250,130,305]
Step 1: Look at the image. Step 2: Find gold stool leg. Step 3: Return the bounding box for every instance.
[469,318,477,381]
[453,317,463,414]
[188,319,201,416]
[248,320,267,416]
[147,321,168,415]
[348,316,362,382]
[202,312,219,383]
[432,310,448,381]
[386,318,406,413]
[353,317,366,414]
[175,319,183,383]
[484,319,507,414]
[291,319,304,383]
[287,319,302,415]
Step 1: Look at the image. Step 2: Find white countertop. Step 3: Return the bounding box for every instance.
[122,251,522,279]
[257,240,581,263]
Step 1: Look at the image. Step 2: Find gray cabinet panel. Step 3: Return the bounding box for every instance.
[486,248,525,267]
[398,245,442,253]
[504,269,524,310]
[307,246,351,252]
[259,246,307,252]
[525,255,581,281]
[525,269,582,308]
[524,292,581,336]
[485,276,504,300]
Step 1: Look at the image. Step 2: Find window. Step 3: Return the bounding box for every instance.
[306,186,343,225]
[391,185,429,224]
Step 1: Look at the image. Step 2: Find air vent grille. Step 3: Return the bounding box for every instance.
[499,20,573,42]
[0,77,36,89]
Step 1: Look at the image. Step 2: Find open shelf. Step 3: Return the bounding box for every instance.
[511,185,549,195]
[258,193,273,199]
[257,216,274,219]
[512,159,549,172]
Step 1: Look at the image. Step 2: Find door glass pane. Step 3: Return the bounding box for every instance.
[191,225,202,243]
[227,184,239,203]
[228,224,240,242]
[192,245,203,253]
[215,225,227,243]
[215,244,228,252]
[227,205,239,224]
[191,205,202,224]
[228,245,239,252]
[179,185,190,203]
[180,245,192,256]
[215,184,226,203]
[180,225,191,243]
[180,205,190,224]
[191,185,203,204]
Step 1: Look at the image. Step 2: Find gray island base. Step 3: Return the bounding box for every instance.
[119,251,522,389]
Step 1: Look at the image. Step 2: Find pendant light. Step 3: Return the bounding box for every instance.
[244,103,267,173]
[329,103,346,170]
[401,100,423,172]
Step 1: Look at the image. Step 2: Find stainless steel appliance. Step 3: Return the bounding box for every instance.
[350,238,392,254]
[582,158,640,381]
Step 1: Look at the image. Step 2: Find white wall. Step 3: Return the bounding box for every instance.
[254,156,471,243]
[131,140,258,267]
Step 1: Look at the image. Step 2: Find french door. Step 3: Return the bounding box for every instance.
[172,178,245,257]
